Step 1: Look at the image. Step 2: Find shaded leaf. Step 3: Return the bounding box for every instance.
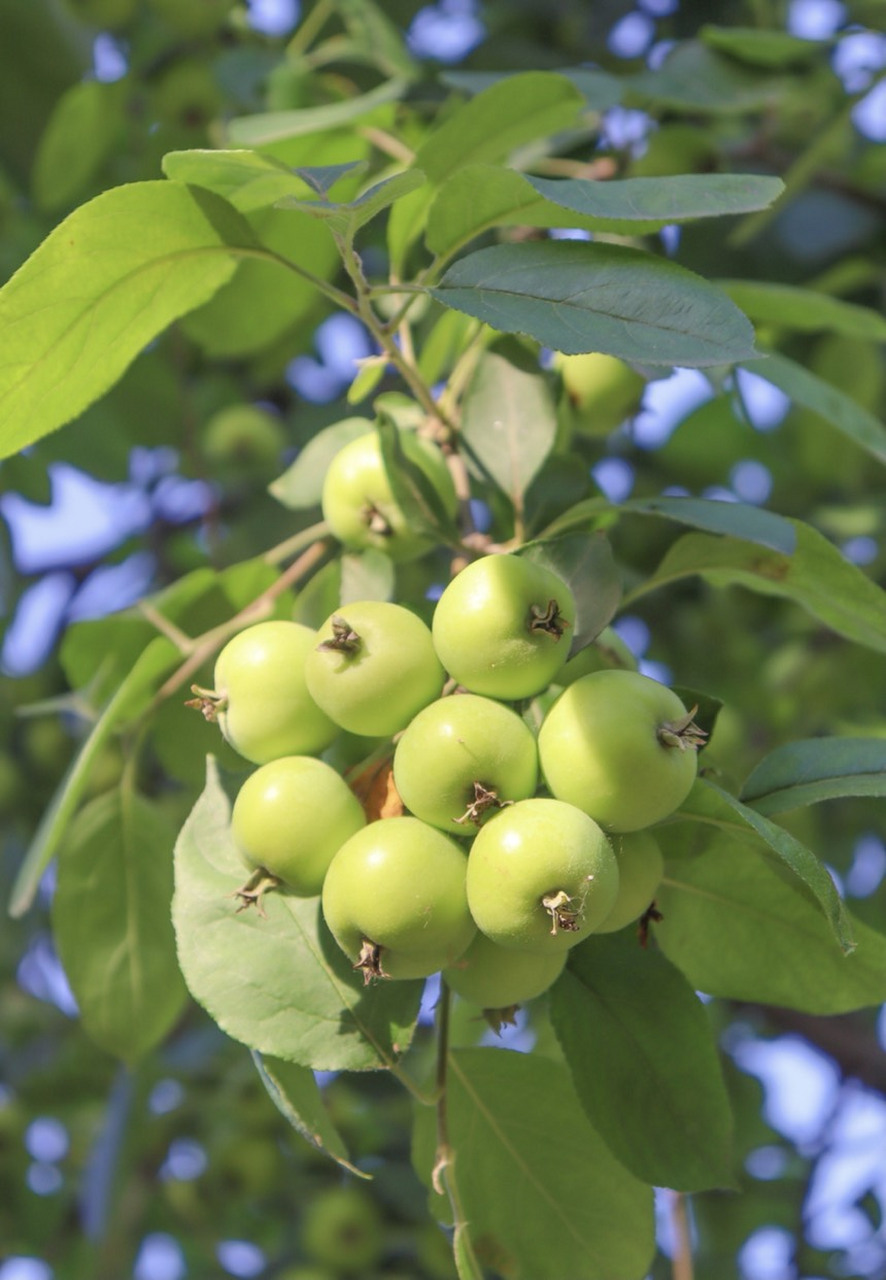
[375,416,462,546]
[412,1048,655,1280]
[227,77,411,146]
[700,24,830,67]
[252,1052,366,1176]
[628,40,787,113]
[33,78,125,212]
[519,532,621,655]
[430,241,758,367]
[551,933,735,1191]
[172,758,421,1071]
[628,520,886,654]
[52,788,187,1062]
[547,494,796,554]
[740,738,886,815]
[275,169,426,237]
[720,281,886,340]
[0,182,255,459]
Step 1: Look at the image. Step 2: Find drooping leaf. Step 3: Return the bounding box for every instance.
[0,181,256,459]
[458,339,558,503]
[678,778,854,952]
[226,76,411,146]
[654,836,886,1013]
[430,241,758,367]
[741,350,886,466]
[270,417,373,510]
[412,1048,655,1280]
[740,738,886,815]
[551,933,735,1191]
[172,758,421,1071]
[720,281,886,340]
[252,1052,366,1176]
[52,787,187,1063]
[519,532,622,655]
[547,494,796,554]
[627,520,886,654]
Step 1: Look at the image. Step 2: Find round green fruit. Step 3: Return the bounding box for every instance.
[202,404,286,480]
[557,626,637,684]
[443,930,566,1009]
[431,555,576,700]
[321,429,457,562]
[209,621,339,764]
[150,60,221,132]
[322,817,475,981]
[392,693,538,834]
[305,601,444,737]
[556,352,645,436]
[300,1185,385,1275]
[231,756,365,898]
[538,670,704,832]
[465,798,618,954]
[597,830,665,933]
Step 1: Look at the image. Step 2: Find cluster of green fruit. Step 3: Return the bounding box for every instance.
[192,551,705,1014]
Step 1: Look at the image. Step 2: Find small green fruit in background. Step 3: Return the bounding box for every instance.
[207,621,339,764]
[300,1185,385,1275]
[555,351,645,437]
[431,554,576,700]
[231,756,365,899]
[557,626,638,684]
[596,830,665,933]
[306,601,444,737]
[443,930,567,1009]
[202,404,286,481]
[538,669,704,832]
[321,429,457,562]
[392,692,538,833]
[150,59,222,131]
[322,817,475,981]
[465,798,618,954]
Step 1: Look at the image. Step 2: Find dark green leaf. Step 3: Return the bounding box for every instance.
[628,520,886,654]
[628,41,787,113]
[700,24,830,67]
[33,78,125,212]
[430,241,758,367]
[412,1048,655,1280]
[375,417,462,547]
[547,494,796,554]
[292,161,368,196]
[458,339,558,502]
[252,1052,366,1176]
[52,787,187,1062]
[678,778,854,952]
[551,933,736,1191]
[741,351,886,466]
[740,738,886,815]
[654,837,886,1013]
[172,758,421,1071]
[0,182,255,459]
[720,281,886,340]
[519,532,622,655]
[275,169,426,237]
[270,417,373,510]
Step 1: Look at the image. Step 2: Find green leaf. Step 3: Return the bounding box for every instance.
[628,519,886,654]
[519,532,622,655]
[335,0,418,78]
[275,169,426,237]
[375,417,462,547]
[654,837,886,1013]
[340,549,395,604]
[270,417,373,510]
[412,1048,655,1280]
[33,78,125,212]
[0,181,255,459]
[678,778,854,952]
[430,241,758,367]
[292,161,368,196]
[161,149,353,212]
[441,67,622,112]
[700,24,830,68]
[628,40,787,113]
[551,933,735,1191]
[252,1052,366,1177]
[458,338,558,502]
[226,77,411,146]
[547,494,796,554]
[51,787,187,1063]
[9,637,180,918]
[740,738,886,815]
[172,758,421,1071]
[720,281,886,340]
[741,350,886,466]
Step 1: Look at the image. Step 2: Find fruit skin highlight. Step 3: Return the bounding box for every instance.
[465,797,619,954]
[538,669,702,832]
[431,554,576,700]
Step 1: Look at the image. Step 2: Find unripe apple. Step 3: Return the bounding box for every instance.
[596,830,665,932]
[555,352,645,436]
[443,931,566,1009]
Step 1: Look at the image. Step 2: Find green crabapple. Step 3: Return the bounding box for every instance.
[596,829,665,933]
[443,930,567,1010]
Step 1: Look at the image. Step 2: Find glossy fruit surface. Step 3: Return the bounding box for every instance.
[597,830,665,933]
[321,817,475,981]
[392,693,538,833]
[431,554,576,699]
[300,1185,384,1275]
[231,756,365,897]
[538,669,702,832]
[443,931,566,1009]
[321,429,457,561]
[466,798,618,954]
[213,621,339,764]
[305,601,444,737]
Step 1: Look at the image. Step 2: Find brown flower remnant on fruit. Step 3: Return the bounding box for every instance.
[355,939,389,984]
[482,1004,520,1035]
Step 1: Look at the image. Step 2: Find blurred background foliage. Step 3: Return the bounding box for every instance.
[1,0,886,1277]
